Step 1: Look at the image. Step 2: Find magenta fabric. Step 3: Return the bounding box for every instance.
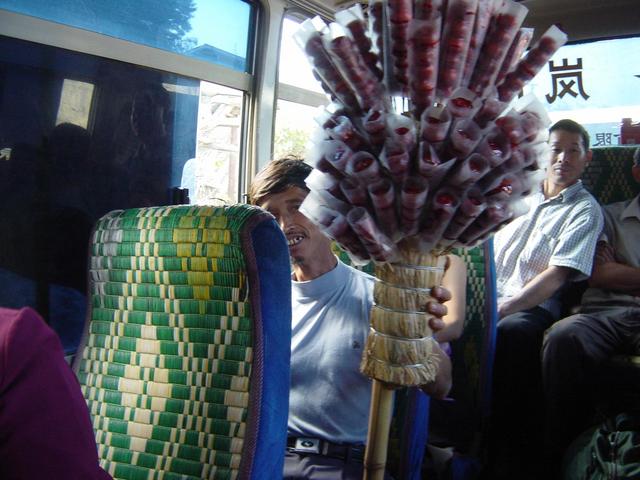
[0,307,111,480]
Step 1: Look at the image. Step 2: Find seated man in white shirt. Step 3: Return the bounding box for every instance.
[488,119,604,479]
[248,157,465,480]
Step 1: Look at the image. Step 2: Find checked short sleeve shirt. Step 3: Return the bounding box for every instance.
[493,180,603,318]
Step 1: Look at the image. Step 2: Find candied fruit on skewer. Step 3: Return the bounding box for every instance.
[442,188,487,242]
[388,0,413,23]
[368,178,400,238]
[446,118,483,158]
[446,87,482,119]
[461,0,496,87]
[436,0,478,101]
[335,4,383,79]
[326,23,386,110]
[346,151,382,184]
[495,27,533,84]
[340,177,370,207]
[473,93,508,128]
[347,207,399,262]
[458,200,511,245]
[420,103,452,143]
[328,115,369,151]
[497,25,568,102]
[467,0,528,98]
[400,177,429,235]
[474,128,512,168]
[408,4,443,113]
[326,213,372,260]
[419,188,461,249]
[446,152,490,188]
[295,18,362,112]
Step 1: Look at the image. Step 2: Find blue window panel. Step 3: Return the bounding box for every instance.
[0,0,254,72]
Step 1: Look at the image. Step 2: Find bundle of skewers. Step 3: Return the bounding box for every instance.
[293,1,566,476]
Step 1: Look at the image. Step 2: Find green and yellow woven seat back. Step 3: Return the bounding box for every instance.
[582,147,640,205]
[73,205,292,480]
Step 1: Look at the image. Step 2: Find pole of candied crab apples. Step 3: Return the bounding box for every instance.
[363,380,395,480]
[362,245,447,479]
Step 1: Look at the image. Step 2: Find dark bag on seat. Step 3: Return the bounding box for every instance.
[563,412,640,480]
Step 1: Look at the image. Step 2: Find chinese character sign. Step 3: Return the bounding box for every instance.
[545,58,590,103]
[523,37,640,147]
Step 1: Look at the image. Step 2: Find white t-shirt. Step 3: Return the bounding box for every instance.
[288,259,375,445]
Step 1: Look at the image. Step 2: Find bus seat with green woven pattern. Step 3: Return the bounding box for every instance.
[72,205,292,480]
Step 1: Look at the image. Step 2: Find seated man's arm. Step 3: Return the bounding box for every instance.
[590,241,640,294]
[420,342,452,399]
[498,265,575,319]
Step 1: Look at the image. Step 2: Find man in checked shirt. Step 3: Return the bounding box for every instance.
[487,119,604,479]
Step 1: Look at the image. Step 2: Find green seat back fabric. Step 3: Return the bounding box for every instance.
[583,147,640,205]
[73,205,291,480]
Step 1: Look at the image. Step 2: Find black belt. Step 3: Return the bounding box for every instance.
[287,436,365,462]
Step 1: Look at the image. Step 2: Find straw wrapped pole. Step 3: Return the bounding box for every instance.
[361,245,446,479]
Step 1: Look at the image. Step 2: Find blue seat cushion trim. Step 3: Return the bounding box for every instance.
[479,238,498,418]
[241,213,291,480]
[396,388,430,480]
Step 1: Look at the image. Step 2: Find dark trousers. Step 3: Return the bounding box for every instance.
[284,451,394,480]
[542,306,640,455]
[488,307,556,478]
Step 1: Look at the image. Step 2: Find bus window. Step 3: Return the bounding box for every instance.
[0,2,258,354]
[274,15,327,160]
[524,36,640,147]
[0,0,254,72]
[184,81,244,205]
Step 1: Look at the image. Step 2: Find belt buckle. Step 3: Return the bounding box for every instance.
[294,437,321,454]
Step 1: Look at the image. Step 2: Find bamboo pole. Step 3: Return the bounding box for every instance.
[363,380,394,480]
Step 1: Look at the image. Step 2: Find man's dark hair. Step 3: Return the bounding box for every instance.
[634,147,640,166]
[549,119,590,152]
[248,156,312,206]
